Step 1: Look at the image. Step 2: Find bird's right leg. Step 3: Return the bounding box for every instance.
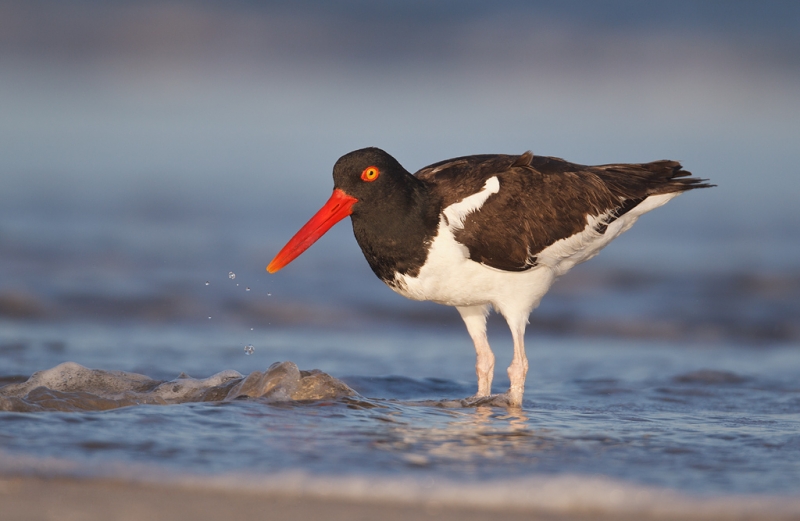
[457,304,494,398]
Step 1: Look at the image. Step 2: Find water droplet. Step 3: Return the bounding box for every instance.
[267,293,272,297]
[250,328,254,331]
[244,344,255,355]
[245,287,250,291]
[208,316,212,320]
[228,272,236,280]
[205,281,210,286]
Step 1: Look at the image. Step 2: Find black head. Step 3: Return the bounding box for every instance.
[267,147,433,275]
[332,147,416,212]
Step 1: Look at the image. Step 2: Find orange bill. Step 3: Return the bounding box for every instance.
[267,189,358,273]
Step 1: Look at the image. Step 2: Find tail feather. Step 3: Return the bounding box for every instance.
[594,161,714,199]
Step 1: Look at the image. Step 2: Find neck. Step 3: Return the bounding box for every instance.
[350,177,440,282]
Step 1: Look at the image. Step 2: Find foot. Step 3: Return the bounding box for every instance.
[460,393,494,406]
[460,391,522,408]
[505,387,524,408]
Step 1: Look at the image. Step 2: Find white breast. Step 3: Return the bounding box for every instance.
[392,177,555,318]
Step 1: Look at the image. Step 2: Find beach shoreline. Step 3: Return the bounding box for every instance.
[0,475,591,521]
[2,473,799,521]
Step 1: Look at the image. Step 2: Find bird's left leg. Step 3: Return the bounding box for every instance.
[456,304,494,399]
[505,314,529,407]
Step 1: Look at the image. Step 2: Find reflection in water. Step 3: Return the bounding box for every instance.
[365,402,552,469]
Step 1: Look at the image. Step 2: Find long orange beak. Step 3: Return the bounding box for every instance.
[267,189,358,273]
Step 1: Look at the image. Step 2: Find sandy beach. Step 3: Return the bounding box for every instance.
[0,476,593,521]
[2,475,800,521]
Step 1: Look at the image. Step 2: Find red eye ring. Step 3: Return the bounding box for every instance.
[361,166,380,182]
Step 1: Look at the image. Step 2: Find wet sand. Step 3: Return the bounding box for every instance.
[2,475,800,521]
[0,476,587,521]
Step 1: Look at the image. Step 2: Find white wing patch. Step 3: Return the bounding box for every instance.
[442,176,500,230]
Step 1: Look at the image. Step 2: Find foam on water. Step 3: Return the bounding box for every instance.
[0,361,356,412]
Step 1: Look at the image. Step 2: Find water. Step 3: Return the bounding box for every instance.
[2,329,799,496]
[2,214,799,516]
[1,2,799,517]
[1,283,799,502]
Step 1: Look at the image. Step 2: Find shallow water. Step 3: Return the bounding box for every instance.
[2,316,799,501]
[1,200,799,517]
[2,198,800,515]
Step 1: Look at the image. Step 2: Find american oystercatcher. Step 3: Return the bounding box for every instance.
[267,148,712,406]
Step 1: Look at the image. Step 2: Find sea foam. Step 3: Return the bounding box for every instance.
[0,361,356,412]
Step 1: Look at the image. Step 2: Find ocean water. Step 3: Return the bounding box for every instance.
[1,208,800,519]
[2,324,800,495]
[2,329,800,497]
[2,2,800,517]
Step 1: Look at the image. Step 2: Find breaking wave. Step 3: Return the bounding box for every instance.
[0,361,356,412]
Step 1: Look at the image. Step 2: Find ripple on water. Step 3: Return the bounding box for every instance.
[0,356,799,497]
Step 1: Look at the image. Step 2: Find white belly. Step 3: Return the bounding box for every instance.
[393,224,556,312]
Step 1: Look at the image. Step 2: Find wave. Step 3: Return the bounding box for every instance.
[0,361,356,412]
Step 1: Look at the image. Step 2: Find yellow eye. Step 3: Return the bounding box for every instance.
[361,166,380,182]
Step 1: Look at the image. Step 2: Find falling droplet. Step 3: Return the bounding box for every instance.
[205,281,210,286]
[244,344,255,355]
[250,328,254,331]
[267,293,272,297]
[245,287,250,292]
[208,316,212,320]
[228,272,236,280]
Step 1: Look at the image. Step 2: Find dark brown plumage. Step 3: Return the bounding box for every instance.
[416,152,712,271]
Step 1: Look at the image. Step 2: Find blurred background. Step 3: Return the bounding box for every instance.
[1,0,799,352]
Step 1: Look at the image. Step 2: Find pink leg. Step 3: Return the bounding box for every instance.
[505,316,529,407]
[457,305,494,397]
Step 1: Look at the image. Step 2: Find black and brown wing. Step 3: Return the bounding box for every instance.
[416,152,712,272]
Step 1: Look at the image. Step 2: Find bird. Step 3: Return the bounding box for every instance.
[267,147,712,407]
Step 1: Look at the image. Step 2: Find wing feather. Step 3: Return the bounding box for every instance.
[415,153,712,271]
